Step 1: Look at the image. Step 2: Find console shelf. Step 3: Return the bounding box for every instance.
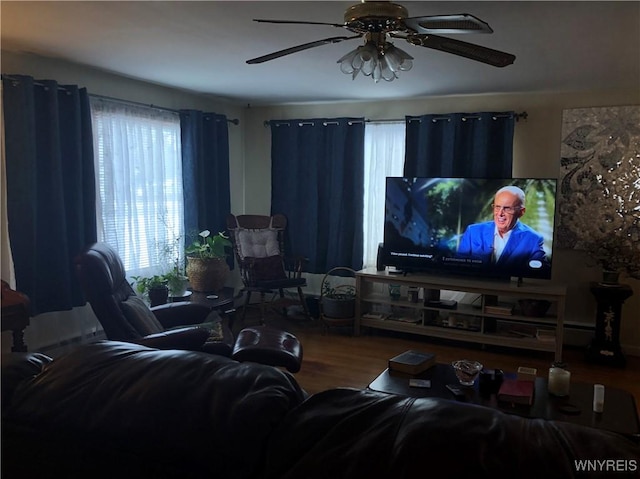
[355,268,567,361]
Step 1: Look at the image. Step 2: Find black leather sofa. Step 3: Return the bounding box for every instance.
[3,341,639,479]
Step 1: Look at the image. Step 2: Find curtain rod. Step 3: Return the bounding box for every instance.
[1,75,240,125]
[2,74,72,93]
[89,93,240,125]
[263,111,528,128]
[375,112,528,122]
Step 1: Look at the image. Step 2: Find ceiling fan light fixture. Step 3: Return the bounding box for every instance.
[337,40,413,83]
[250,2,516,72]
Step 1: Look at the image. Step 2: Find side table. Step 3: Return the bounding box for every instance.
[587,282,633,367]
[179,287,237,330]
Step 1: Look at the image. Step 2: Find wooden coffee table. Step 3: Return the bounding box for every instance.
[368,364,640,438]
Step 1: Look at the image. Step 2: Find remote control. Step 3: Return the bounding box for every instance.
[446,384,466,399]
[409,379,431,388]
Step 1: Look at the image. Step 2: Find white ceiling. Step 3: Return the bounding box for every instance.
[2,1,639,105]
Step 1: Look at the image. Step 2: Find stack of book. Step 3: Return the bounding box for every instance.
[362,312,387,320]
[388,350,436,375]
[484,302,515,315]
[497,378,535,405]
[387,314,421,324]
[536,329,555,342]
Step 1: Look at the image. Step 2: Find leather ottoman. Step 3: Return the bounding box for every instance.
[232,326,303,373]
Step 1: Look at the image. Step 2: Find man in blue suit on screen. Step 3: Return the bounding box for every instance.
[457,185,549,276]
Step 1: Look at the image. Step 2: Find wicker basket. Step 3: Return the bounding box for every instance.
[186,256,230,292]
[322,292,356,319]
[320,267,356,320]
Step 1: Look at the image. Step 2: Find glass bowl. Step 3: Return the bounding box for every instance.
[452,360,483,386]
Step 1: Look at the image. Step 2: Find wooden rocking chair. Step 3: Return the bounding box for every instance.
[226,214,310,324]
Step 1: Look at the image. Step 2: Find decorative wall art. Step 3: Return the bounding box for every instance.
[557,105,640,278]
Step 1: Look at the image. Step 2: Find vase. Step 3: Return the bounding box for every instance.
[602,270,620,285]
[186,257,230,292]
[167,276,189,297]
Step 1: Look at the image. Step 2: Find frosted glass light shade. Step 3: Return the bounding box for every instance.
[337,41,414,83]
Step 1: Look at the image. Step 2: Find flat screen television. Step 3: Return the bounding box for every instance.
[382,177,558,281]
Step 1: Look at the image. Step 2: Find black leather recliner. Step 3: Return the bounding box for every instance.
[74,242,303,372]
[75,242,235,355]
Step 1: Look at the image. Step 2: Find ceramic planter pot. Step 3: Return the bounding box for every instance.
[602,270,620,285]
[148,285,169,307]
[186,257,230,292]
[167,276,189,297]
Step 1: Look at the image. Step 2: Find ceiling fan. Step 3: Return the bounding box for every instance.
[246,1,515,82]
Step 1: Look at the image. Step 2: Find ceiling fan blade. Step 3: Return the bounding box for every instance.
[407,34,515,67]
[253,19,347,29]
[247,35,362,64]
[404,14,493,34]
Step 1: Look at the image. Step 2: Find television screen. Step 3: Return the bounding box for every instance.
[383,177,558,280]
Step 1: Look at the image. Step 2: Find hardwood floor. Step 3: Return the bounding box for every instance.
[235,307,640,415]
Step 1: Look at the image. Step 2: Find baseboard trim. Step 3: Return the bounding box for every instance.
[621,344,640,358]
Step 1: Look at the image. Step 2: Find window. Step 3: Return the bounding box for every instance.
[363,121,406,267]
[90,98,183,278]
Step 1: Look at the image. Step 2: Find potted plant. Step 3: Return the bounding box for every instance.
[584,234,640,283]
[164,267,189,297]
[132,274,169,307]
[156,231,189,297]
[185,230,232,292]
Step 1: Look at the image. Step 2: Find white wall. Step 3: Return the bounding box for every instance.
[2,50,639,356]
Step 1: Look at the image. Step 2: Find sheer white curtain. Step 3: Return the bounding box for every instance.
[1,89,15,286]
[363,121,406,268]
[90,98,183,279]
